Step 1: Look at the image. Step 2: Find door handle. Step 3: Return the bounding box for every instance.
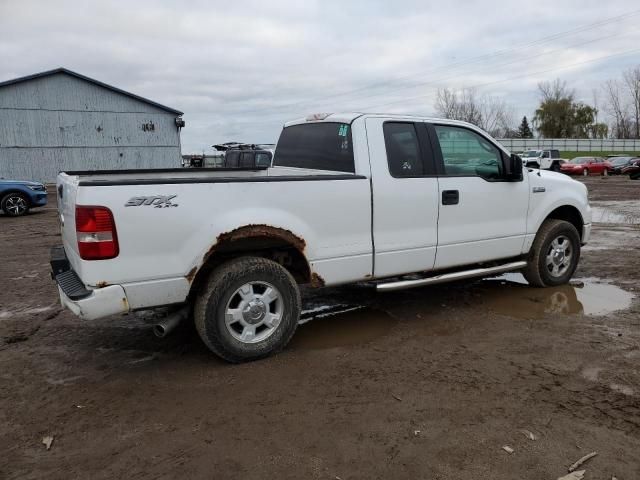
[442,190,459,205]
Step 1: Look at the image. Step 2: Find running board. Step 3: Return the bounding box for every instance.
[376,261,528,292]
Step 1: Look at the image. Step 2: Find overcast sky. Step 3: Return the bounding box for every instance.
[1,0,639,153]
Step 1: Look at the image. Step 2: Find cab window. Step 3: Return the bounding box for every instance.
[383,122,424,177]
[433,125,503,179]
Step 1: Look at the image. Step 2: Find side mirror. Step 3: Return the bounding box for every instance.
[505,153,523,181]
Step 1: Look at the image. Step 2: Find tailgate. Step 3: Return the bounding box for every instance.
[56,173,81,271]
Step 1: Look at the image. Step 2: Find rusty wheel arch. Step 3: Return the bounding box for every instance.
[186,224,314,299]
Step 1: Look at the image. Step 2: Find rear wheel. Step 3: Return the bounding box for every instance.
[194,256,301,363]
[582,168,589,176]
[522,219,581,287]
[551,162,561,172]
[1,193,30,217]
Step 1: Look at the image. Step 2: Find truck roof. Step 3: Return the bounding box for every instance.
[283,113,489,132]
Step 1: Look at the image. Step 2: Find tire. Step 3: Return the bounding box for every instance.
[194,256,301,363]
[1,192,30,217]
[551,162,561,172]
[522,219,581,288]
[582,168,589,176]
[631,172,640,180]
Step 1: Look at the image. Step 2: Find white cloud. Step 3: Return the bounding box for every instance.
[1,0,639,151]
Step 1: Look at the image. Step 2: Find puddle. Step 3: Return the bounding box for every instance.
[581,366,603,382]
[292,275,633,351]
[591,201,640,224]
[291,307,396,350]
[479,274,634,317]
[610,383,635,396]
[0,305,53,319]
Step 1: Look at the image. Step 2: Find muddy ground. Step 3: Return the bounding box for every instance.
[1,176,639,479]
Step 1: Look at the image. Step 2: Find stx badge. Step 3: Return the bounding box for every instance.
[125,195,178,208]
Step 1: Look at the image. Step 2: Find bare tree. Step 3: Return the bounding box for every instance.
[623,66,640,138]
[538,79,574,103]
[434,88,515,137]
[602,79,632,139]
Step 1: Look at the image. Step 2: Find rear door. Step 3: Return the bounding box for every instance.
[428,123,530,269]
[366,117,440,278]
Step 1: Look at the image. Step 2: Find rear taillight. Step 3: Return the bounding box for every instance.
[75,206,119,260]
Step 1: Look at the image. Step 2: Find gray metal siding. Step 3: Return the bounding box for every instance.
[2,147,180,182]
[0,72,182,183]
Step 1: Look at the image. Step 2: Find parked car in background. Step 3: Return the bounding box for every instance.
[520,149,565,171]
[621,158,640,179]
[560,157,612,176]
[608,156,639,175]
[0,179,47,217]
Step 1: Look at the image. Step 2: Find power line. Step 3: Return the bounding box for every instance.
[316,30,625,110]
[229,9,640,116]
[356,47,640,111]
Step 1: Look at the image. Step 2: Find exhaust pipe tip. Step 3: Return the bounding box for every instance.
[153,324,168,338]
[152,307,188,339]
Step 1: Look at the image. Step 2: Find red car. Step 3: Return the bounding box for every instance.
[560,157,612,176]
[621,158,640,180]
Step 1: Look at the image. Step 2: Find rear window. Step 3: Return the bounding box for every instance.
[273,123,355,173]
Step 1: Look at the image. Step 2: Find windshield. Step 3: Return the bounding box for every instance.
[521,150,540,158]
[570,157,590,164]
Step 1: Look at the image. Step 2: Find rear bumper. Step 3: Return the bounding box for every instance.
[50,245,129,320]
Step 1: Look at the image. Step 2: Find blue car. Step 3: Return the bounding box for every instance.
[0,179,48,217]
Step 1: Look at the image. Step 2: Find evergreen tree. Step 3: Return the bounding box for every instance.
[517,116,533,138]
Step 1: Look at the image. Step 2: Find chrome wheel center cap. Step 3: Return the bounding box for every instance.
[553,249,565,265]
[243,300,266,324]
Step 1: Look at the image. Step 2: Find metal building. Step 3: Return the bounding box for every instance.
[0,68,184,183]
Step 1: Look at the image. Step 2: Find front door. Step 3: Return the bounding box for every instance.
[429,123,530,269]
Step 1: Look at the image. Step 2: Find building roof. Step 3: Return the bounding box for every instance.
[0,67,183,115]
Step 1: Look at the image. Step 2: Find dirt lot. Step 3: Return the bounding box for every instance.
[1,176,639,479]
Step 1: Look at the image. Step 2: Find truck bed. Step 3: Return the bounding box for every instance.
[61,166,361,186]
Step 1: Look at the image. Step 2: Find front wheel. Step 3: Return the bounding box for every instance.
[522,219,581,287]
[1,193,30,217]
[194,256,301,362]
[582,168,589,176]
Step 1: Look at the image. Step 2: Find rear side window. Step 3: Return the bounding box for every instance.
[225,151,239,168]
[383,122,423,177]
[255,152,272,167]
[273,123,355,173]
[239,152,254,168]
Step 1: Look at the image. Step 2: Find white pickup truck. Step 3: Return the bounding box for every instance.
[53,113,592,362]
